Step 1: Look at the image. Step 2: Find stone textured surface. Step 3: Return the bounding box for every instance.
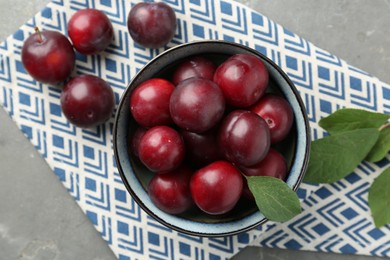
[0,0,388,259]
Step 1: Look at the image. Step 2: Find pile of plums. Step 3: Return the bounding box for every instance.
[20,1,294,217]
[21,8,115,128]
[21,2,177,128]
[129,53,295,216]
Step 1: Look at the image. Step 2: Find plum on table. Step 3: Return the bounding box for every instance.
[22,28,75,85]
[60,74,115,128]
[127,2,176,48]
[68,8,114,55]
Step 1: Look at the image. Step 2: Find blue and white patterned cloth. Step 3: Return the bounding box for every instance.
[1,0,389,259]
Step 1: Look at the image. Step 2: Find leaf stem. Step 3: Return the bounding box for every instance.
[379,121,390,131]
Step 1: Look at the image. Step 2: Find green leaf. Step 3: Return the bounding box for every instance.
[366,126,390,163]
[368,167,390,228]
[247,176,301,222]
[303,128,379,183]
[319,108,390,134]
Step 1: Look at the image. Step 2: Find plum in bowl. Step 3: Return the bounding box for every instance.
[113,41,310,237]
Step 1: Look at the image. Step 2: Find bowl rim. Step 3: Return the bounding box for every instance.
[113,40,311,237]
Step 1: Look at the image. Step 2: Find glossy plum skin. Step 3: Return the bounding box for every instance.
[240,148,288,200]
[172,56,216,85]
[130,78,175,128]
[180,129,222,167]
[190,161,243,215]
[127,2,176,48]
[21,29,75,85]
[250,94,294,143]
[68,9,114,55]
[213,53,269,107]
[218,110,271,167]
[138,126,185,173]
[60,75,115,128]
[170,78,225,133]
[148,166,193,214]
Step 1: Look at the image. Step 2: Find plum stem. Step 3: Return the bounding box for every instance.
[34,27,43,43]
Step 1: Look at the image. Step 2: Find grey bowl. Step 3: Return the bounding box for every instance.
[113,40,311,237]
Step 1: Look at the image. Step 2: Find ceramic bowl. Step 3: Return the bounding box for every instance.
[113,40,311,237]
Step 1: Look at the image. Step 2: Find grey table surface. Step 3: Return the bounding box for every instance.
[0,0,389,259]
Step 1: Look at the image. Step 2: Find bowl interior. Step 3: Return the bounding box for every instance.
[114,41,310,236]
